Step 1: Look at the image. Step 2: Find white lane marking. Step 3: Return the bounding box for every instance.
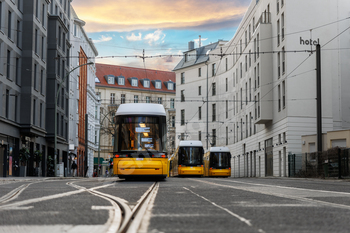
[138,183,160,233]
[219,179,350,195]
[0,189,85,210]
[0,225,110,233]
[92,206,116,210]
[1,206,34,210]
[183,187,253,227]
[192,179,350,210]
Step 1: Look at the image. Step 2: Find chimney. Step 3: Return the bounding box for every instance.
[188,41,194,50]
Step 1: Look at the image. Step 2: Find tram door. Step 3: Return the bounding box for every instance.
[265,138,273,176]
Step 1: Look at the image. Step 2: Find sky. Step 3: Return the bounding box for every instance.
[71,0,251,71]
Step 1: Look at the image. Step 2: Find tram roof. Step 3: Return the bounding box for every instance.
[179,141,203,147]
[116,103,166,116]
[209,147,231,152]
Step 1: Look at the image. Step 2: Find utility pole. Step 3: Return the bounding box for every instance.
[316,44,322,153]
[206,62,209,150]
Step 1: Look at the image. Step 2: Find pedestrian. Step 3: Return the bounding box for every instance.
[71,161,77,177]
[93,169,97,177]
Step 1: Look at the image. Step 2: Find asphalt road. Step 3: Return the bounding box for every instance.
[0,177,350,233]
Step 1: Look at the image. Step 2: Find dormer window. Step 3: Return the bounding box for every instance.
[168,82,174,90]
[104,75,115,85]
[143,80,150,88]
[117,76,125,85]
[155,81,161,89]
[131,79,138,87]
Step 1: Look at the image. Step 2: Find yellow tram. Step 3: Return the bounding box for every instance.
[169,141,204,177]
[204,147,231,177]
[112,103,168,180]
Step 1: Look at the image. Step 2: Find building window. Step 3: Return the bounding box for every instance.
[278,52,281,78]
[198,131,201,141]
[131,79,138,87]
[134,95,138,103]
[225,57,228,71]
[146,96,150,103]
[226,127,228,145]
[212,63,216,76]
[212,104,216,122]
[226,100,228,118]
[181,72,185,84]
[240,62,242,78]
[155,81,161,89]
[171,116,175,127]
[282,81,286,109]
[118,77,125,85]
[212,82,216,96]
[8,11,12,39]
[41,36,45,59]
[212,129,216,146]
[277,20,280,46]
[245,55,247,71]
[181,109,185,125]
[41,69,44,94]
[121,94,125,104]
[7,50,11,79]
[34,64,37,90]
[110,93,115,104]
[198,68,201,77]
[277,0,280,14]
[168,82,174,90]
[42,4,45,26]
[278,84,281,112]
[6,90,9,118]
[17,20,21,48]
[198,106,202,120]
[198,86,201,96]
[226,78,228,92]
[143,79,150,88]
[40,103,43,127]
[15,58,20,85]
[33,99,36,125]
[157,97,162,104]
[170,98,174,108]
[281,13,285,40]
[181,90,185,102]
[282,47,285,74]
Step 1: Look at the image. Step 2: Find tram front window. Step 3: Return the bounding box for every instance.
[210,152,231,168]
[179,147,203,166]
[117,116,166,154]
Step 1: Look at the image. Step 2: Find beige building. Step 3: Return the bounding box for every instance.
[95,63,176,164]
[302,130,350,154]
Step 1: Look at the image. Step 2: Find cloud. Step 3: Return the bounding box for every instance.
[126,32,142,41]
[92,35,112,43]
[71,0,250,33]
[144,30,166,45]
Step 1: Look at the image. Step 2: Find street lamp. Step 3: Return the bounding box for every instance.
[54,62,94,177]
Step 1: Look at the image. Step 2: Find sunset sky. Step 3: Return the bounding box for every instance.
[71,0,251,71]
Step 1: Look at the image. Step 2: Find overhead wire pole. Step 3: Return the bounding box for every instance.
[316,44,322,153]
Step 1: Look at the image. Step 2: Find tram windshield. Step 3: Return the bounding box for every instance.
[210,152,231,168]
[115,115,167,153]
[179,147,204,166]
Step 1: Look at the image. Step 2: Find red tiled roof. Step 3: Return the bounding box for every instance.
[95,63,176,93]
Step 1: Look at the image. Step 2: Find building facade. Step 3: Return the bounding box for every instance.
[95,63,176,171]
[69,6,99,177]
[174,0,350,177]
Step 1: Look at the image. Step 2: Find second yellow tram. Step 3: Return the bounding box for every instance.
[204,147,231,177]
[169,141,204,177]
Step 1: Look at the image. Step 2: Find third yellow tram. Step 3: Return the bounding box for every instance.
[169,141,204,177]
[204,147,232,177]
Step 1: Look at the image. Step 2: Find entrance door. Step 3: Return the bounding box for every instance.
[265,138,273,176]
[0,147,4,177]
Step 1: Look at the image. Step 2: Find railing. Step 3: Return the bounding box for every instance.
[289,148,350,178]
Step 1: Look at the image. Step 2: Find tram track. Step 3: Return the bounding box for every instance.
[68,180,159,233]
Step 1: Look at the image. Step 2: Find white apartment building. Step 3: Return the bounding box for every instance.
[174,0,350,177]
[69,7,99,177]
